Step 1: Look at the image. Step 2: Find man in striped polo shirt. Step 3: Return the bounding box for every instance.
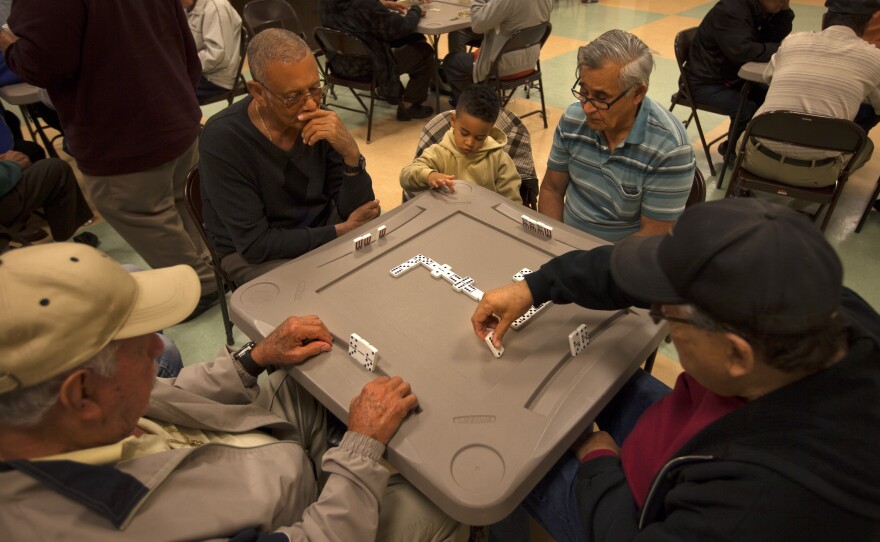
[539,30,695,242]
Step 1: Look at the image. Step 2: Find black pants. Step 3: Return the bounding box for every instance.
[0,157,92,240]
[688,79,768,146]
[393,40,435,105]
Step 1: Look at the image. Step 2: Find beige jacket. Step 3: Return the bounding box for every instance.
[0,352,389,541]
[400,127,521,202]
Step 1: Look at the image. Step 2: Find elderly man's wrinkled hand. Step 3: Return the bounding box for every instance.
[348,376,419,444]
[252,315,333,367]
[471,281,533,348]
[298,108,359,160]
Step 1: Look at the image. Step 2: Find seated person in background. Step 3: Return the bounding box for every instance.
[0,115,92,243]
[686,0,794,157]
[539,30,695,242]
[320,0,435,121]
[180,0,243,101]
[443,0,553,103]
[400,85,521,202]
[0,243,466,540]
[744,2,880,187]
[472,198,880,541]
[200,29,379,286]
[847,0,880,133]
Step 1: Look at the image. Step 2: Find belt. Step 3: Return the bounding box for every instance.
[751,138,838,167]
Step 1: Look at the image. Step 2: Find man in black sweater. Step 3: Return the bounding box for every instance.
[473,198,880,540]
[200,29,379,285]
[686,0,794,157]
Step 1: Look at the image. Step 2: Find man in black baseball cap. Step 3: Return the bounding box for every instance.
[825,0,879,15]
[472,198,880,540]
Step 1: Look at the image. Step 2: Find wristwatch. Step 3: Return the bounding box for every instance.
[233,341,263,377]
[342,154,366,176]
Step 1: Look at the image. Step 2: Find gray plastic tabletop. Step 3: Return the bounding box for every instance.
[230,183,665,525]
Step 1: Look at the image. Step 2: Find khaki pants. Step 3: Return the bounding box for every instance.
[741,138,874,188]
[260,370,468,542]
[81,140,216,295]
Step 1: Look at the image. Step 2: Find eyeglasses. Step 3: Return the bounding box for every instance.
[571,79,634,110]
[257,80,327,109]
[648,309,696,327]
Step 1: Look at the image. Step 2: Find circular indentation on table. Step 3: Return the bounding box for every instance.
[451,445,505,491]
[239,282,281,306]
[451,181,473,193]
[424,22,442,27]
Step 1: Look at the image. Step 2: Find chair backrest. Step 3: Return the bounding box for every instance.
[183,166,238,289]
[243,0,302,37]
[313,27,371,60]
[286,0,323,54]
[686,167,706,208]
[743,111,866,157]
[673,27,697,72]
[486,22,552,81]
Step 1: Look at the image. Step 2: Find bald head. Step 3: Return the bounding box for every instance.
[248,28,312,83]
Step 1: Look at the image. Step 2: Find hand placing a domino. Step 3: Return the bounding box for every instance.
[471,281,534,348]
[348,376,419,445]
[251,315,334,367]
[426,171,456,192]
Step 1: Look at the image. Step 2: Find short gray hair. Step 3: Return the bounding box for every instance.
[247,28,312,83]
[686,305,847,374]
[577,29,654,90]
[0,342,120,428]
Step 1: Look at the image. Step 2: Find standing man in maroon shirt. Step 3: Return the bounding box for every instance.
[0,0,218,318]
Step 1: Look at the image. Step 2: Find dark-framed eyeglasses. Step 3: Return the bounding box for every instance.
[257,80,327,109]
[648,309,696,327]
[571,79,634,110]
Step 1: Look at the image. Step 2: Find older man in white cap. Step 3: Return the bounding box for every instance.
[0,243,465,541]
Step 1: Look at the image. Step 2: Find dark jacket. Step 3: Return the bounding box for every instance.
[526,246,880,541]
[685,0,794,85]
[5,0,202,176]
[319,0,426,104]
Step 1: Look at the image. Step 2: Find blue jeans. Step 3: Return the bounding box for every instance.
[488,369,672,542]
[156,333,183,378]
[688,80,767,148]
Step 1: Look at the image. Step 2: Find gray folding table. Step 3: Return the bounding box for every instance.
[230,183,665,525]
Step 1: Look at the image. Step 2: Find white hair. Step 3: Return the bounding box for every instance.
[577,29,654,90]
[0,342,120,428]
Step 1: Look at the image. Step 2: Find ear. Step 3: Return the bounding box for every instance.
[57,369,104,422]
[449,111,456,128]
[632,83,648,104]
[246,80,266,104]
[723,332,756,379]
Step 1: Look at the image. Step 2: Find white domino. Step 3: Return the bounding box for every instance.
[452,276,474,292]
[520,214,553,239]
[510,301,550,330]
[348,333,378,372]
[389,258,419,277]
[568,324,590,356]
[484,330,504,358]
[512,267,533,282]
[461,283,483,301]
[378,225,387,239]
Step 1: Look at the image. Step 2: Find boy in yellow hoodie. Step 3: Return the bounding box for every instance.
[400,85,521,201]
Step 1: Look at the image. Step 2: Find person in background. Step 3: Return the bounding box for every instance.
[181,0,244,102]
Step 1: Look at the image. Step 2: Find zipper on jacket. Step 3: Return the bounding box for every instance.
[639,455,715,529]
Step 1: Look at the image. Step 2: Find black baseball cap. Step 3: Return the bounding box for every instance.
[610,199,843,335]
[825,0,879,15]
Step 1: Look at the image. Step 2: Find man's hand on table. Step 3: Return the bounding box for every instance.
[335,199,381,236]
[471,281,534,348]
[251,315,334,367]
[349,376,419,445]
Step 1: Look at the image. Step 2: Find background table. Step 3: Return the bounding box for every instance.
[230,183,665,525]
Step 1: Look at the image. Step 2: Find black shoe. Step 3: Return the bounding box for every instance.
[182,291,220,322]
[73,231,100,247]
[717,140,729,157]
[19,226,48,243]
[397,103,434,121]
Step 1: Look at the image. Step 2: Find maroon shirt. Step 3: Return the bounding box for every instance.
[586,372,746,509]
[6,0,202,176]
